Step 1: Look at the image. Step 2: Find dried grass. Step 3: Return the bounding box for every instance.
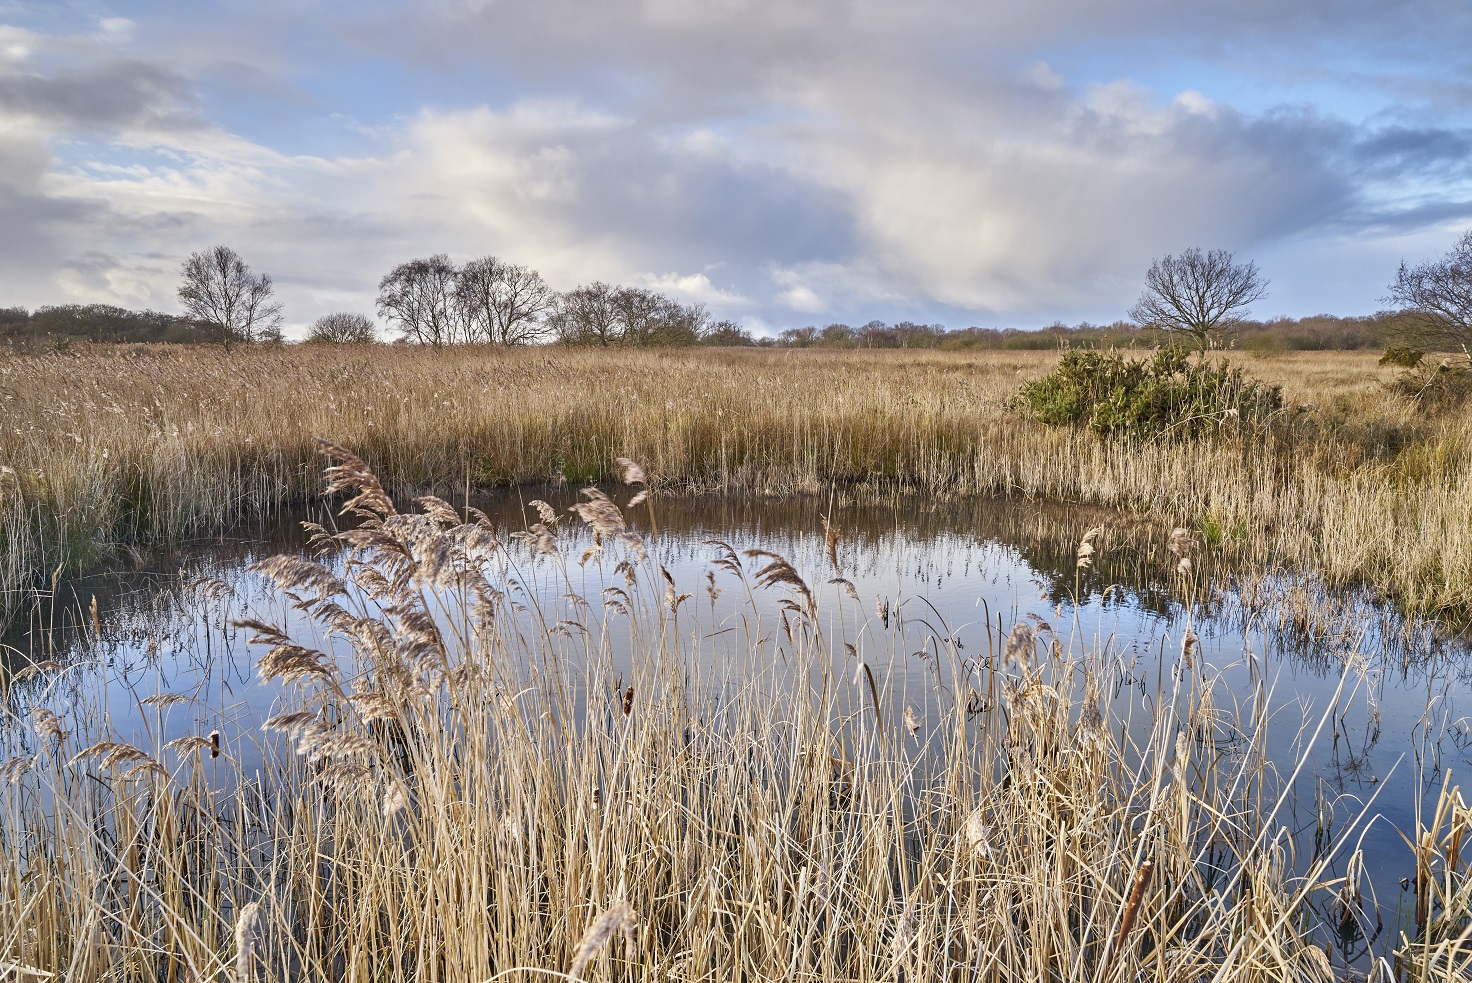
[2,448,1465,981]
[1,347,1468,628]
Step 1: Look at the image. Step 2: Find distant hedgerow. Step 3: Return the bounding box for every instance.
[1013,348,1283,439]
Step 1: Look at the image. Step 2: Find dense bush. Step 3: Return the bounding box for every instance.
[766,314,1395,351]
[1,304,219,344]
[1013,348,1283,439]
[306,311,378,344]
[1380,345,1425,368]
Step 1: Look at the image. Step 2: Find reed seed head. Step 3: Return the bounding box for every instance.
[1003,622,1036,669]
[614,457,646,486]
[234,902,262,983]
[569,900,638,980]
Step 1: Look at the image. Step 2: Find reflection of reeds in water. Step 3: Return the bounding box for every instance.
[2,347,1472,632]
[1,448,1469,981]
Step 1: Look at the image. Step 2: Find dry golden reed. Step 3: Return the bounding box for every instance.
[1,345,1469,631]
[3,447,1465,982]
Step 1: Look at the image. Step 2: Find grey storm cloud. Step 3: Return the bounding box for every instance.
[1352,126,1472,175]
[346,0,1471,91]
[0,59,198,129]
[0,184,98,284]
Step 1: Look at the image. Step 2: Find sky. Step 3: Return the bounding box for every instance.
[1,0,1470,338]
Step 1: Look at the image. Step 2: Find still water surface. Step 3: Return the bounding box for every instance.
[3,490,1469,952]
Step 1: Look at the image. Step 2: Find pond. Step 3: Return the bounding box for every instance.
[3,487,1469,963]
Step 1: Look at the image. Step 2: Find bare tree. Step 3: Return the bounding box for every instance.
[550,282,713,347]
[1128,248,1268,353]
[779,326,818,347]
[817,323,855,347]
[605,287,663,345]
[454,257,553,345]
[702,320,754,346]
[611,288,710,345]
[893,321,944,348]
[549,282,622,346]
[655,299,708,346]
[306,312,378,344]
[377,255,461,346]
[1386,229,1472,364]
[177,245,283,347]
[857,320,898,348]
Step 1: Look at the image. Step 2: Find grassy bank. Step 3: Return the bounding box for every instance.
[1,345,1469,628]
[4,462,1464,980]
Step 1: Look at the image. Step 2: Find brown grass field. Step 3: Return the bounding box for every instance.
[4,364,1472,980]
[1,344,1469,628]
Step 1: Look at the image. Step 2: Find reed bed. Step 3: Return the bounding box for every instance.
[2,448,1469,981]
[1,345,1469,631]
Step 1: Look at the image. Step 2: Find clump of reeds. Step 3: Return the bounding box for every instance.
[0,445,1466,981]
[3,346,1472,632]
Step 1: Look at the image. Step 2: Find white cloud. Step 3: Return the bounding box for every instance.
[1023,61,1065,93]
[778,286,823,313]
[637,271,747,304]
[0,0,1469,332]
[96,18,135,43]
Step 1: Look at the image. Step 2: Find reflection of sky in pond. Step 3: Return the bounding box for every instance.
[2,490,1468,956]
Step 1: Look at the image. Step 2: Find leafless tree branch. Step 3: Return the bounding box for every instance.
[1128,247,1267,353]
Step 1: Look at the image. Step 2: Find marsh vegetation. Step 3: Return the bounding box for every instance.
[5,447,1470,981]
[2,347,1469,634]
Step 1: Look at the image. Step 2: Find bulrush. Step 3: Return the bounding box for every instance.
[233,902,262,983]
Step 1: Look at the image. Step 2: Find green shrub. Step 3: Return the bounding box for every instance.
[1013,348,1283,439]
[1380,346,1425,368]
[1389,359,1472,410]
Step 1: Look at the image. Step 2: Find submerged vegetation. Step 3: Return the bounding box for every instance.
[0,346,1470,632]
[3,448,1468,980]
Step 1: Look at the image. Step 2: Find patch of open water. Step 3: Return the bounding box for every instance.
[3,490,1469,960]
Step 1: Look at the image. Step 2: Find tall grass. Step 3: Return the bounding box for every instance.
[6,447,1461,980]
[1,346,1469,630]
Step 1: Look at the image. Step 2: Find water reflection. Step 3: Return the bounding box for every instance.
[1,488,1468,948]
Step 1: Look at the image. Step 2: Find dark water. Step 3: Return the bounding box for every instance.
[3,489,1469,956]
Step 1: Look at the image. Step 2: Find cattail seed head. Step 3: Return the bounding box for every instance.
[963,808,993,859]
[1076,526,1103,571]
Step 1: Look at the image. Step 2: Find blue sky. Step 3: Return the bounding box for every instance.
[1,0,1469,337]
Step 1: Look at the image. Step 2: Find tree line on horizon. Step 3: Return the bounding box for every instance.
[2,231,1469,360]
[0,300,1410,353]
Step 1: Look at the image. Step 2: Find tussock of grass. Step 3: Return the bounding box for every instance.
[3,449,1466,980]
[1,347,1469,631]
